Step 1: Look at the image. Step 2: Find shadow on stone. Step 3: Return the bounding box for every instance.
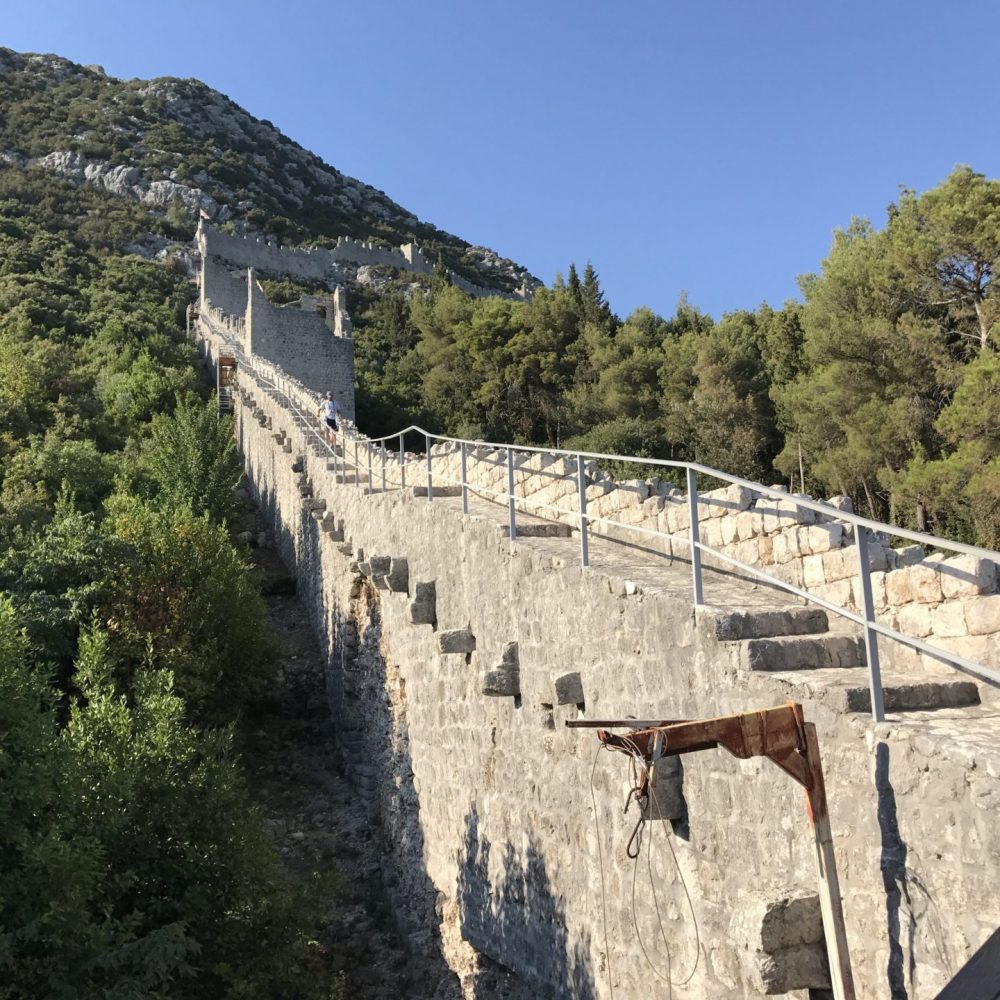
[458,803,596,999]
[876,741,915,999]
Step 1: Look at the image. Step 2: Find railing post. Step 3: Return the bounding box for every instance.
[380,442,387,493]
[367,441,373,494]
[686,467,704,605]
[577,454,589,568]
[353,440,359,489]
[854,525,886,722]
[425,434,433,501]
[507,447,517,542]
[399,436,405,490]
[460,441,469,514]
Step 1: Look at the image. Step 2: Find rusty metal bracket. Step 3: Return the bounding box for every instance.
[568,701,855,1000]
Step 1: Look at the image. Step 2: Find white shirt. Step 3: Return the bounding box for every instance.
[320,400,338,420]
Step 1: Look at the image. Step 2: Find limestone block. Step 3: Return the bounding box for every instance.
[736,538,760,566]
[932,600,968,638]
[387,558,409,593]
[758,534,774,565]
[965,594,1000,636]
[935,634,994,666]
[641,494,665,518]
[439,628,476,654]
[852,571,887,612]
[409,582,436,626]
[939,554,998,599]
[730,888,829,994]
[701,517,723,550]
[891,544,925,570]
[885,569,914,606]
[554,671,584,706]
[368,555,391,588]
[909,560,945,604]
[897,602,934,639]
[772,531,793,565]
[815,579,852,609]
[481,669,520,697]
[665,504,686,535]
[804,522,843,554]
[821,547,852,583]
[826,495,854,513]
[736,510,756,541]
[641,756,684,821]
[802,554,826,589]
[720,514,739,546]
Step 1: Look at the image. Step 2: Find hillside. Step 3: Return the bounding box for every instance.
[0,47,537,292]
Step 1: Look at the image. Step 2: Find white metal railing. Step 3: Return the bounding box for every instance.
[200,319,1000,722]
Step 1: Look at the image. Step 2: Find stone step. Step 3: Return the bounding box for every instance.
[411,485,463,498]
[500,522,573,539]
[743,634,865,672]
[707,606,830,641]
[767,666,981,714]
[841,678,980,714]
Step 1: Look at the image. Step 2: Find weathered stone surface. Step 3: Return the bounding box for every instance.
[931,600,968,638]
[438,628,476,654]
[481,668,520,697]
[710,607,828,641]
[409,581,436,626]
[386,557,409,593]
[939,555,998,600]
[730,888,829,993]
[554,671,584,705]
[965,594,1000,636]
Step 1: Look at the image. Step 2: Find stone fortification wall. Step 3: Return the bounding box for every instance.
[246,277,355,419]
[196,219,532,300]
[205,328,1000,1000]
[200,254,249,318]
[417,444,1000,677]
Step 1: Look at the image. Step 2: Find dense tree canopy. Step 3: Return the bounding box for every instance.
[353,166,999,546]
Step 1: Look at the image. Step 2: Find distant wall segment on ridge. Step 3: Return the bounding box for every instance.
[196,219,533,300]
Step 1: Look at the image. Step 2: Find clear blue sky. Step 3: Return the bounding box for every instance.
[4,1,998,320]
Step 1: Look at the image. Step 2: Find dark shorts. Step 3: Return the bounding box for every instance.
[325,417,338,430]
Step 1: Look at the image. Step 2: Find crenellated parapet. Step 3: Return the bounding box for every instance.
[198,225,355,419]
[196,218,534,300]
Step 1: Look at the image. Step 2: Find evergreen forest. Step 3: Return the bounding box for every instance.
[352,166,1000,549]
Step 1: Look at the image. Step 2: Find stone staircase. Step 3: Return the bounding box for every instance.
[705,605,982,715]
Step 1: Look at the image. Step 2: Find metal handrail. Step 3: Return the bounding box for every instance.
[199,319,1000,719]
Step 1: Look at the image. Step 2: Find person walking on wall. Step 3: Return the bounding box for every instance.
[318,391,339,449]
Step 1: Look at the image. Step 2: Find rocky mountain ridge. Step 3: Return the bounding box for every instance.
[0,48,538,293]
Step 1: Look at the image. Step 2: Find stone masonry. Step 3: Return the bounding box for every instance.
[198,321,1000,999]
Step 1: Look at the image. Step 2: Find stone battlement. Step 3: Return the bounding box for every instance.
[196,219,533,301]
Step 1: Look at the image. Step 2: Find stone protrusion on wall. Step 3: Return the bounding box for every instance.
[554,671,585,707]
[409,582,437,626]
[481,641,520,698]
[367,555,392,589]
[729,887,831,994]
[386,558,409,594]
[641,755,684,822]
[438,628,476,654]
[291,457,304,473]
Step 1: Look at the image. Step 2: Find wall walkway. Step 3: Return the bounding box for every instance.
[199,322,1000,999]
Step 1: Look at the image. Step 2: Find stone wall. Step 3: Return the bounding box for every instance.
[196,219,533,300]
[209,334,1000,999]
[246,276,355,416]
[415,444,1000,677]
